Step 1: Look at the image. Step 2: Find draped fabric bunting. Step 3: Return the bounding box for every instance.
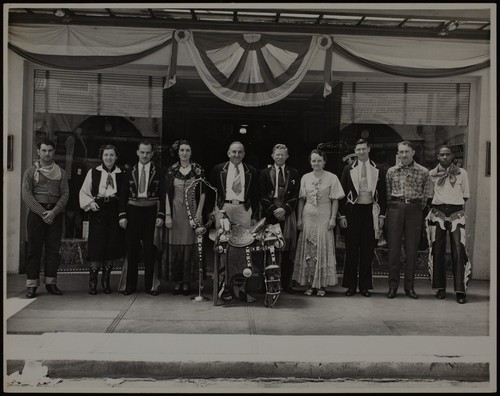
[8,25,491,103]
[178,30,332,107]
[8,24,174,70]
[332,35,490,78]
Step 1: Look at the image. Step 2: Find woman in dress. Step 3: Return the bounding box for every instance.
[293,149,345,297]
[165,140,205,295]
[79,144,124,294]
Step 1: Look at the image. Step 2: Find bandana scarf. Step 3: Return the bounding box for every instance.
[103,165,116,189]
[431,164,461,187]
[34,160,62,183]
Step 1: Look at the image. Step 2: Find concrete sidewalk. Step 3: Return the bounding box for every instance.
[4,273,495,388]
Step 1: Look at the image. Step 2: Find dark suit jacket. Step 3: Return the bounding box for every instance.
[259,165,300,224]
[119,162,166,221]
[338,159,387,218]
[209,161,259,219]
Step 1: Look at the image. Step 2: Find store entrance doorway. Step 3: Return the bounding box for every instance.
[161,69,341,176]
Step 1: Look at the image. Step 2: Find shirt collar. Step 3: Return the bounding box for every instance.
[274,164,285,172]
[139,162,151,171]
[399,160,415,168]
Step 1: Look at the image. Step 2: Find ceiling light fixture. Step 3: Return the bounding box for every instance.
[447,20,459,31]
[438,20,459,35]
[54,9,66,17]
[239,124,248,134]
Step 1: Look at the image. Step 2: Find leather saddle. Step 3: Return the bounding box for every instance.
[228,224,255,247]
[227,217,269,247]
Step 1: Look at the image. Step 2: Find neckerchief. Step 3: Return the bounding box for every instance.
[431,163,461,187]
[103,165,116,189]
[34,160,62,183]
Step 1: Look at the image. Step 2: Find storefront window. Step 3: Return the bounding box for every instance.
[339,80,470,170]
[32,69,163,242]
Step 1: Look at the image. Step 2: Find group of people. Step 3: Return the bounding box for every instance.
[22,136,471,304]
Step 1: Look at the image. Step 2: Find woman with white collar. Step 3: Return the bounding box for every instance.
[79,144,125,295]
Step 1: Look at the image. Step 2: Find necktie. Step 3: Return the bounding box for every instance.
[232,165,242,195]
[360,161,368,191]
[278,167,285,189]
[139,165,146,193]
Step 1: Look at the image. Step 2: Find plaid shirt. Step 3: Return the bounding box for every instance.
[386,161,433,200]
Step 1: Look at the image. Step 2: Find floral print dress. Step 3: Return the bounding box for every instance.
[293,171,345,288]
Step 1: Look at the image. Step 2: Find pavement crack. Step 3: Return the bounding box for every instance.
[105,295,137,333]
[246,305,257,335]
[383,321,401,335]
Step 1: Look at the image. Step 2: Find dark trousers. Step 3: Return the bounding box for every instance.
[342,204,375,290]
[387,201,423,290]
[431,205,467,293]
[26,210,63,286]
[87,201,124,263]
[125,205,157,292]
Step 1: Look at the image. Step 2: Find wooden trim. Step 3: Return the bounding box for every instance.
[8,13,490,40]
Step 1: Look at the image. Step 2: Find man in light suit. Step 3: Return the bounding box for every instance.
[259,144,300,293]
[210,141,259,302]
[339,139,387,297]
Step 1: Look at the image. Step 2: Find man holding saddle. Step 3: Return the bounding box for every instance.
[259,144,300,294]
[210,141,260,302]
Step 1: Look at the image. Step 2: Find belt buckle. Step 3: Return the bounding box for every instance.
[104,196,110,203]
[231,200,239,205]
[404,198,410,204]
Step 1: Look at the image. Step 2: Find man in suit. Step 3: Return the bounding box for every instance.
[339,139,387,297]
[210,141,259,302]
[210,141,259,228]
[119,139,166,296]
[259,144,300,294]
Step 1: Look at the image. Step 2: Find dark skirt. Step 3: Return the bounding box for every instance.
[87,200,125,261]
[169,244,197,283]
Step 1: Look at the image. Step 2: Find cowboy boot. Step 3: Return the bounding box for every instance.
[102,262,113,294]
[89,267,99,295]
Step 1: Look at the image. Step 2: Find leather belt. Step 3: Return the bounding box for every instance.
[225,199,244,205]
[391,197,421,204]
[95,196,117,204]
[38,202,56,210]
[128,199,158,207]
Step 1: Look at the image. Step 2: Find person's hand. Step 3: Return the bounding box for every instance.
[165,215,172,229]
[89,202,100,212]
[297,219,303,231]
[273,208,286,221]
[119,219,127,229]
[328,218,336,230]
[378,217,385,229]
[339,217,347,229]
[42,210,56,224]
[155,218,164,228]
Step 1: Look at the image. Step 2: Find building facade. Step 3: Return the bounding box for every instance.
[4,6,494,280]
